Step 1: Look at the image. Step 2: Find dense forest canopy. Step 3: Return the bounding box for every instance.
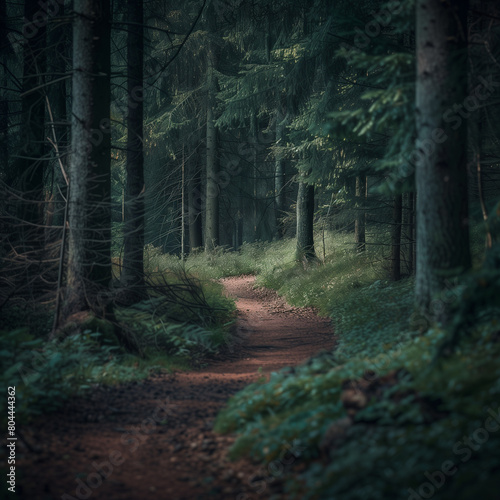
[1,0,500,499]
[1,0,499,314]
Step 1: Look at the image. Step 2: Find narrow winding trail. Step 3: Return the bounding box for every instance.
[19,276,334,500]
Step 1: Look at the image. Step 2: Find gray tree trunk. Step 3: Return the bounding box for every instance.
[275,106,286,239]
[66,0,112,316]
[205,74,219,251]
[121,0,145,298]
[204,3,219,251]
[47,0,69,230]
[18,0,47,242]
[296,171,316,262]
[415,0,471,315]
[188,146,203,250]
[0,0,11,180]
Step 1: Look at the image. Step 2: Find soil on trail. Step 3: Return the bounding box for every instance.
[17,276,334,500]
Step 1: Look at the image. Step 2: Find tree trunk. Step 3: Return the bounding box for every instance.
[391,194,402,281]
[251,116,261,242]
[204,2,220,252]
[275,106,286,239]
[65,0,112,316]
[47,1,69,230]
[205,80,219,251]
[181,146,187,257]
[296,172,316,262]
[415,0,471,316]
[18,0,47,242]
[355,175,366,252]
[121,0,145,297]
[0,0,10,179]
[188,146,203,250]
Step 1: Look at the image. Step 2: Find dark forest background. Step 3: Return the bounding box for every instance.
[1,0,500,499]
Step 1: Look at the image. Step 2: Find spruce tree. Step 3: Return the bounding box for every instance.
[414,0,471,316]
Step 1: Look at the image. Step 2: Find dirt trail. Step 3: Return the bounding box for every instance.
[18,276,334,500]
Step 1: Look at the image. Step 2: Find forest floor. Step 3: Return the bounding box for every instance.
[16,276,334,500]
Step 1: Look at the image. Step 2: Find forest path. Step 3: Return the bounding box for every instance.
[19,276,334,500]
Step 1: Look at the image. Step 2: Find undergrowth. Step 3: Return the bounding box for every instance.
[177,228,500,500]
[0,268,235,425]
[2,225,497,499]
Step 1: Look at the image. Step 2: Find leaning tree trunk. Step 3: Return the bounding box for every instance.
[296,171,316,263]
[65,0,112,317]
[121,0,145,299]
[415,0,471,317]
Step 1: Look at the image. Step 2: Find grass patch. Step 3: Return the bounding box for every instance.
[203,230,500,500]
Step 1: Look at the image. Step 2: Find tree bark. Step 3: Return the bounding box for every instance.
[296,171,316,262]
[251,115,261,242]
[0,0,11,179]
[65,0,112,316]
[205,78,219,251]
[275,106,286,239]
[204,4,219,252]
[188,146,203,250]
[18,0,47,241]
[415,0,471,315]
[121,0,145,297]
[47,1,69,230]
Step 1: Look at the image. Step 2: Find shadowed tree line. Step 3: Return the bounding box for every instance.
[0,0,499,339]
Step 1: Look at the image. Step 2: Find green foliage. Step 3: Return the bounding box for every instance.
[0,304,53,339]
[213,233,500,500]
[318,2,417,196]
[0,257,236,424]
[0,329,120,423]
[0,325,203,428]
[158,241,293,280]
[186,245,259,279]
[115,298,231,359]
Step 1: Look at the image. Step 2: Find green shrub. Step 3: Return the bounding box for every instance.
[0,259,237,425]
[0,329,120,423]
